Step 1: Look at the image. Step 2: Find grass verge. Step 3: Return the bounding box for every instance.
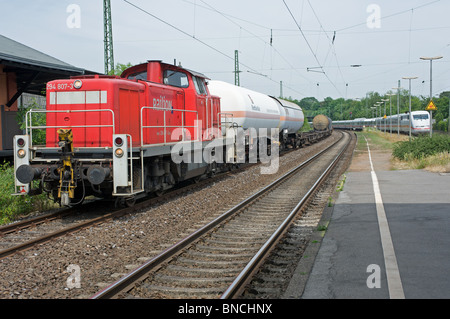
[0,161,55,225]
[356,130,450,172]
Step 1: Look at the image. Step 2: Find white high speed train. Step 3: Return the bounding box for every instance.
[332,110,430,135]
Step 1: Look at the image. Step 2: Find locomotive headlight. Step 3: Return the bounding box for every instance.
[73,79,82,89]
[115,148,124,158]
[114,136,124,147]
[17,149,26,158]
[17,137,26,147]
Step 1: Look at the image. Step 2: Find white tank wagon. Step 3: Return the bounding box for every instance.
[273,97,305,133]
[312,114,333,131]
[207,80,284,131]
[207,80,308,149]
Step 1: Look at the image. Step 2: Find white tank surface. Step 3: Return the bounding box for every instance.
[207,80,281,131]
[273,97,304,133]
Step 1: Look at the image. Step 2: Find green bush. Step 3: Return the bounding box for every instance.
[16,100,47,146]
[0,162,53,225]
[392,135,450,160]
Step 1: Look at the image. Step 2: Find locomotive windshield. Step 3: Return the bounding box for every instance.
[127,71,147,80]
[193,76,207,95]
[163,70,189,88]
[413,114,428,120]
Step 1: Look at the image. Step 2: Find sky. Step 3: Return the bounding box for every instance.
[1,0,450,102]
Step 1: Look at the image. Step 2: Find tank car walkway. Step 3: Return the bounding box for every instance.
[284,135,450,299]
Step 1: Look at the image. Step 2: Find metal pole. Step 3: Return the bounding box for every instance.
[402,77,418,142]
[420,56,443,137]
[103,0,114,74]
[381,99,389,134]
[234,50,240,86]
[444,83,450,135]
[397,81,400,136]
[430,59,433,137]
[390,94,392,135]
[408,80,412,141]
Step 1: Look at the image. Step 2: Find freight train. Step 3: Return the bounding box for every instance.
[332,110,430,135]
[13,60,331,207]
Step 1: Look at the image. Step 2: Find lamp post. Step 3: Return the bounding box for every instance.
[392,82,402,136]
[374,102,382,130]
[371,107,376,118]
[402,76,418,141]
[386,93,396,136]
[381,98,389,134]
[420,56,443,137]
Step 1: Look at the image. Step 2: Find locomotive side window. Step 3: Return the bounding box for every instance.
[192,76,207,95]
[127,71,147,81]
[163,70,189,88]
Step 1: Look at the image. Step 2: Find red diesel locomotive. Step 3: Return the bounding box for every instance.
[14,61,223,206]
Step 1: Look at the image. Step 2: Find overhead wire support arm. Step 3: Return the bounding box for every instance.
[307,67,325,74]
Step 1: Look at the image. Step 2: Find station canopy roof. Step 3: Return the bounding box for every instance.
[0,34,96,102]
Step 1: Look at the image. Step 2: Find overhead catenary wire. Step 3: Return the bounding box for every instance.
[306,0,346,91]
[335,0,441,32]
[282,0,343,97]
[197,0,313,85]
[122,0,306,97]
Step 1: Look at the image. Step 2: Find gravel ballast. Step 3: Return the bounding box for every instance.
[0,132,340,299]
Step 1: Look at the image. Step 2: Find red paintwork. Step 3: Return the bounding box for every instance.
[45,61,220,148]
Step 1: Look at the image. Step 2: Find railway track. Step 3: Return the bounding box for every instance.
[0,202,121,260]
[91,131,352,299]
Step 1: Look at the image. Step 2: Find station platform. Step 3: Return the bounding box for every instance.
[284,135,450,299]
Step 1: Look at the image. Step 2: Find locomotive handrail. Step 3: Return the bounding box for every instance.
[25,108,115,148]
[140,106,199,147]
[217,112,234,135]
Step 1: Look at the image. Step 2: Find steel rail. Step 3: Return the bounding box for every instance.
[91,132,345,299]
[0,208,75,236]
[220,131,351,298]
[0,209,130,260]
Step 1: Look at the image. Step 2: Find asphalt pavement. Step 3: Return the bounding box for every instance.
[284,135,450,299]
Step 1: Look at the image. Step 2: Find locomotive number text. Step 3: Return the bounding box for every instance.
[47,83,74,90]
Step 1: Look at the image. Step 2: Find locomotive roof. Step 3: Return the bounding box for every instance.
[146,60,210,80]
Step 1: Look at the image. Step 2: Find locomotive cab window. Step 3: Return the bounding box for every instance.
[193,76,207,95]
[127,71,147,81]
[163,70,189,88]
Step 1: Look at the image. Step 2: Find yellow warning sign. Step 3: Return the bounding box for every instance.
[426,100,437,111]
